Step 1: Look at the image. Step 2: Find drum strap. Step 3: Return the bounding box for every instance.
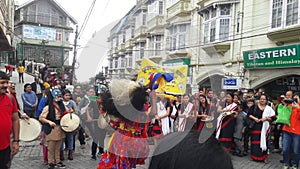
[6,93,14,113]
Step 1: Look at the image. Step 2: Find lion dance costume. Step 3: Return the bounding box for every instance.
[97,79,150,169]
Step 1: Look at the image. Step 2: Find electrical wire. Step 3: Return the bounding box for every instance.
[78,0,96,38]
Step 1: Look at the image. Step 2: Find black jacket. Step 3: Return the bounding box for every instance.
[31,82,44,94]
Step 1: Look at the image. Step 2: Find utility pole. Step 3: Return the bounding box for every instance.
[70,25,78,85]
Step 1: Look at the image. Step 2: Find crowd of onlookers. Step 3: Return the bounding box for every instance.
[2,64,300,169]
[149,88,300,169]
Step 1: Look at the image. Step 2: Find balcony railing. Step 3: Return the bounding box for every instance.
[125,39,135,48]
[167,0,191,21]
[134,26,147,39]
[147,15,165,31]
[118,43,125,52]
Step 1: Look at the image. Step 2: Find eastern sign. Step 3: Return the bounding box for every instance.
[243,44,300,69]
[222,78,242,90]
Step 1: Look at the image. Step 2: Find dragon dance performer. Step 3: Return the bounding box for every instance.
[97,79,150,169]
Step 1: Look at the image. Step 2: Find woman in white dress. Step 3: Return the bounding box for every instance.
[156,96,170,135]
[178,94,195,132]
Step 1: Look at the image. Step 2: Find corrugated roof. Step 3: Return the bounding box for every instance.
[16,0,77,24]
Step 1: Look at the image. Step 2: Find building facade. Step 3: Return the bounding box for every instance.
[14,0,77,68]
[0,0,15,64]
[107,0,300,98]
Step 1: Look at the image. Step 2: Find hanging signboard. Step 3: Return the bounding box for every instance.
[243,44,300,69]
[222,78,242,90]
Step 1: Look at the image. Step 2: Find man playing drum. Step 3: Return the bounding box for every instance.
[0,71,20,169]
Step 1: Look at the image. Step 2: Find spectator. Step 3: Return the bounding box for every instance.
[21,83,38,118]
[216,93,238,152]
[17,64,25,83]
[31,76,44,106]
[282,91,300,169]
[248,94,275,164]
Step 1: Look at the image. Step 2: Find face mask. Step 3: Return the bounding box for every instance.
[51,88,62,102]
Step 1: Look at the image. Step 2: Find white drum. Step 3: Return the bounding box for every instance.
[19,118,42,142]
[60,113,81,133]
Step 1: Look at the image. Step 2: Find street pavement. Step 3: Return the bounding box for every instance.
[1,66,284,169]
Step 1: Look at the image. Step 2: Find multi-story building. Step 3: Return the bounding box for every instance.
[107,0,300,98]
[107,6,136,79]
[0,0,15,64]
[14,0,77,68]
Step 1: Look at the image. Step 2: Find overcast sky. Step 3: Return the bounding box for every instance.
[17,0,135,45]
[17,0,136,82]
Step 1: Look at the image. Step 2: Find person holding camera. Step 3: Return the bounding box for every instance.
[282,91,300,169]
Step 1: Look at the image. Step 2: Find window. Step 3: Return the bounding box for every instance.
[286,0,298,26]
[219,19,230,41]
[148,0,164,20]
[59,16,66,26]
[51,8,58,25]
[56,30,62,41]
[109,60,113,69]
[135,42,145,60]
[29,5,36,22]
[149,35,162,56]
[271,0,299,29]
[159,1,164,15]
[114,59,118,68]
[65,31,70,41]
[201,4,232,44]
[169,23,189,51]
[37,3,50,25]
[166,0,179,8]
[126,52,133,67]
[135,10,147,28]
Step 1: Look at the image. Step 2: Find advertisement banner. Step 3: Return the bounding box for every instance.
[137,58,188,94]
[243,44,300,69]
[23,25,56,41]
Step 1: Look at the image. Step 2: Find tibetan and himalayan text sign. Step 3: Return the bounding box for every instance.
[243,44,300,69]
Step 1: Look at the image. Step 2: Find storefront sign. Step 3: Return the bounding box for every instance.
[222,78,242,89]
[243,44,300,69]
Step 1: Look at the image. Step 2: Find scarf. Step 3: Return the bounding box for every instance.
[178,102,193,132]
[216,102,238,139]
[260,105,275,151]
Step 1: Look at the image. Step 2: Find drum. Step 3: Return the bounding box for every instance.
[19,118,42,142]
[60,113,81,133]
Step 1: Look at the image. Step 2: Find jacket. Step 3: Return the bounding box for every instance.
[22,91,38,110]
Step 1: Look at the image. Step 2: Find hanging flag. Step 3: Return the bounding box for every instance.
[136,58,162,86]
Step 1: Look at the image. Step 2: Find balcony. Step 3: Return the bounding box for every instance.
[118,43,125,55]
[201,43,230,56]
[125,39,135,49]
[107,49,113,56]
[267,25,300,45]
[147,15,165,32]
[134,26,148,39]
[167,49,189,59]
[148,50,163,63]
[167,0,191,21]
[112,47,118,54]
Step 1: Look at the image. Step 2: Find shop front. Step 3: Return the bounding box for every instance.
[243,43,300,99]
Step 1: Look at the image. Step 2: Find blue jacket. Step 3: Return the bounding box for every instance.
[37,96,48,118]
[22,91,38,111]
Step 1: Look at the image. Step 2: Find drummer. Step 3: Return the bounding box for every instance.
[60,89,77,161]
[0,71,20,169]
[39,87,69,169]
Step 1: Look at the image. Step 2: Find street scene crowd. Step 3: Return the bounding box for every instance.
[0,65,299,169]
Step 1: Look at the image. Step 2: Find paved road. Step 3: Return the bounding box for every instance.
[1,66,284,169]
